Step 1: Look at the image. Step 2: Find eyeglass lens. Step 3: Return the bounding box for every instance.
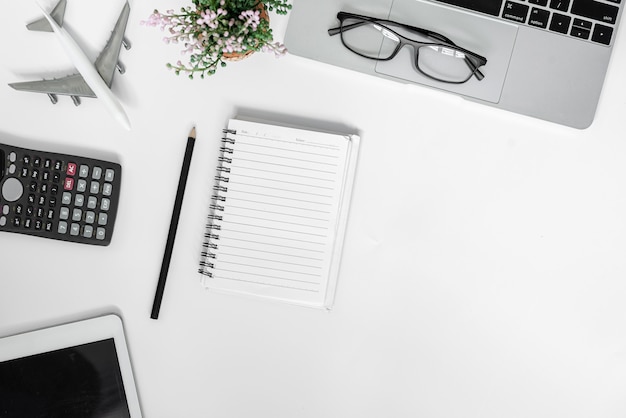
[340,17,478,83]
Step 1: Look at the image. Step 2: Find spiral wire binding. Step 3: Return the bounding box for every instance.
[198,128,236,277]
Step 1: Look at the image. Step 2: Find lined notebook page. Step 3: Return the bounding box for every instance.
[199,119,359,308]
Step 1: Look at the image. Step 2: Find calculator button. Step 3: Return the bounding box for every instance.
[103,183,112,196]
[105,169,115,182]
[9,152,16,162]
[21,168,29,177]
[96,227,106,240]
[98,213,108,225]
[44,159,52,169]
[74,194,84,207]
[0,216,6,226]
[2,205,8,215]
[15,205,23,215]
[83,225,93,238]
[77,179,87,192]
[33,157,41,167]
[101,198,110,211]
[90,181,100,194]
[62,192,72,205]
[45,222,53,232]
[66,163,77,176]
[79,165,89,177]
[8,164,16,174]
[2,177,24,202]
[24,219,32,229]
[60,207,69,220]
[92,167,102,180]
[58,221,67,234]
[63,177,74,190]
[23,155,31,165]
[87,196,97,209]
[72,208,82,221]
[70,223,80,236]
[54,161,62,170]
[85,211,95,224]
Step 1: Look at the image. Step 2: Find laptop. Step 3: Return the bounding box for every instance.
[284,0,623,129]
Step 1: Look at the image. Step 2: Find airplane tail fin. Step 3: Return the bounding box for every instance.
[26,0,66,32]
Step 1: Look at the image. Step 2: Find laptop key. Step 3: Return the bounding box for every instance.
[434,0,502,16]
[591,24,613,44]
[529,7,551,27]
[529,0,549,5]
[549,12,571,33]
[503,1,530,23]
[571,0,619,24]
[549,0,571,12]
[570,26,591,39]
[573,18,592,29]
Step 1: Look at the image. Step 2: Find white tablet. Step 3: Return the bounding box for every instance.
[0,314,142,417]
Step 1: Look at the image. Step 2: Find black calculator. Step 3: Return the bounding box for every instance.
[0,143,121,245]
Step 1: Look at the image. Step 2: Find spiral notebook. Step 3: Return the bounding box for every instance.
[198,118,360,309]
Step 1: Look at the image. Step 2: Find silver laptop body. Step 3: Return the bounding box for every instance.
[284,0,623,129]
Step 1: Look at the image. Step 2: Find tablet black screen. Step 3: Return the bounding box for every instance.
[0,338,131,418]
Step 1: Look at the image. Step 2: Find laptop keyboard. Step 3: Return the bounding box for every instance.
[434,0,622,45]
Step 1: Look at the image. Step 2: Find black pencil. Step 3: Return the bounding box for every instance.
[151,127,196,319]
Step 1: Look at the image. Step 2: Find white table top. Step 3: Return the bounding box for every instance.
[1,1,625,417]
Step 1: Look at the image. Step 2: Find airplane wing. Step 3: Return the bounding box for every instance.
[26,0,66,32]
[94,1,131,87]
[9,74,96,97]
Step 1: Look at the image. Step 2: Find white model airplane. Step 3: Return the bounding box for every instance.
[9,0,132,130]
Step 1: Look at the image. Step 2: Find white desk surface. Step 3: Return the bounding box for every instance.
[1,1,626,417]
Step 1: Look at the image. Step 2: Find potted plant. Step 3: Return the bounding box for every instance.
[142,0,291,78]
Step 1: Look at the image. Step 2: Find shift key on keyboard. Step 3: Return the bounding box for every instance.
[571,0,619,24]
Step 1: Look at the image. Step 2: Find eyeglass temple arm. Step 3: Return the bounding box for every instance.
[464,56,484,80]
[328,26,341,36]
[328,21,369,36]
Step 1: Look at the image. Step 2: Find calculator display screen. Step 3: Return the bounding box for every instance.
[0,338,131,417]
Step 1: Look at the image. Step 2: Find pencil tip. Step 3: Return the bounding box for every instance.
[189,127,196,139]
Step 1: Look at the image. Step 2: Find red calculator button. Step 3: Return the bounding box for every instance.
[66,163,77,176]
[63,177,75,190]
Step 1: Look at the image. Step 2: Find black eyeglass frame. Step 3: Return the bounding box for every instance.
[328,11,487,84]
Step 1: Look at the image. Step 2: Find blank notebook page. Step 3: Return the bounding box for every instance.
[199,118,360,308]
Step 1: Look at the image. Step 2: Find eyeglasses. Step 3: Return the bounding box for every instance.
[328,11,487,84]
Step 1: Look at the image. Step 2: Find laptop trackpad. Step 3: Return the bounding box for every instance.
[375,0,518,104]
